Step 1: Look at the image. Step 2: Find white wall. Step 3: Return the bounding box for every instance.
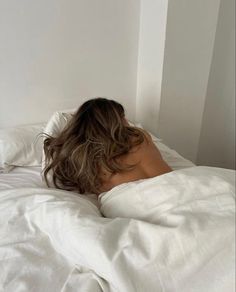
[136,0,168,135]
[1,0,234,169]
[0,0,140,128]
[157,0,221,162]
[197,0,235,169]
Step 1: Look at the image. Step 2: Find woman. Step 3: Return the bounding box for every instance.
[43,98,172,195]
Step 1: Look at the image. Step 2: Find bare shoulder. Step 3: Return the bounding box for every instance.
[135,128,172,172]
[126,128,157,162]
[134,128,153,146]
[141,129,152,143]
[134,128,164,159]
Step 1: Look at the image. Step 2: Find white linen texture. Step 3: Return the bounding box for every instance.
[0,109,75,174]
[0,166,235,292]
[0,124,45,173]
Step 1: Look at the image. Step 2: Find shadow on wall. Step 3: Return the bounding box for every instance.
[197,0,235,170]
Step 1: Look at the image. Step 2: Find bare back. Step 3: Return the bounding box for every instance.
[99,130,172,194]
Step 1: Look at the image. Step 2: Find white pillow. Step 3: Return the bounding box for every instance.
[43,109,76,137]
[42,109,76,173]
[0,124,45,173]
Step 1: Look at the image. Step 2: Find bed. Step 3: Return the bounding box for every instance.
[0,111,235,292]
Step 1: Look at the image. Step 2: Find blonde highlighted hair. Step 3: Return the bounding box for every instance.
[43,98,145,194]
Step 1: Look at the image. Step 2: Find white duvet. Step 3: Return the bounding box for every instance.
[0,166,235,292]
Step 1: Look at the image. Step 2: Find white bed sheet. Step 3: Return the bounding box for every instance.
[0,166,234,292]
[0,166,99,207]
[0,166,44,190]
[0,142,212,292]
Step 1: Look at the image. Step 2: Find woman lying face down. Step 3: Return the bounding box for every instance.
[43,98,172,195]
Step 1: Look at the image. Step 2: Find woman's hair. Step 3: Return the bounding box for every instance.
[43,97,145,194]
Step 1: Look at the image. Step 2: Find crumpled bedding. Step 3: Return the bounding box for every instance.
[0,166,235,292]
